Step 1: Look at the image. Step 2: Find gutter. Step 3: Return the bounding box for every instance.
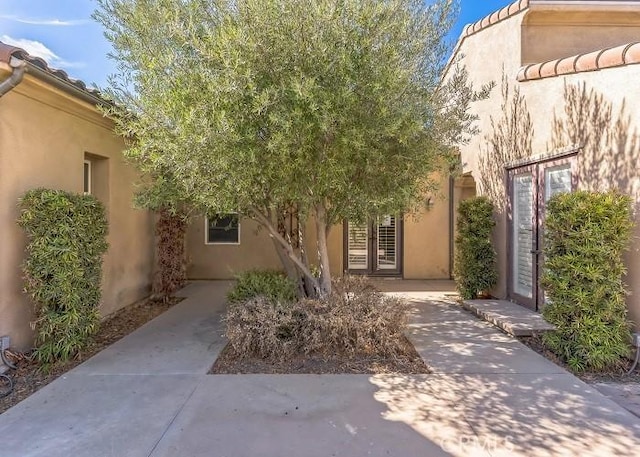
[1,56,110,108]
[0,57,26,97]
[20,58,110,107]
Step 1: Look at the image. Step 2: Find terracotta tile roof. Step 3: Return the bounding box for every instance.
[0,40,104,100]
[517,42,640,81]
[462,0,529,38]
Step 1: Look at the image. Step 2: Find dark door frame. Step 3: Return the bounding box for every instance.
[343,216,404,277]
[507,164,538,310]
[507,151,578,311]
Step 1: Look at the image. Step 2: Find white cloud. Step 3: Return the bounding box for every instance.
[0,35,85,69]
[0,15,89,26]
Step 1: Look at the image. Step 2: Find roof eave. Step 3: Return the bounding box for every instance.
[14,56,113,108]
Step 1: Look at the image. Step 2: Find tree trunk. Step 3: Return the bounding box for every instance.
[298,224,318,298]
[250,207,320,295]
[272,237,305,299]
[315,203,332,297]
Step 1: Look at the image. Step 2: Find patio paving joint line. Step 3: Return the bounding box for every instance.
[146,376,203,457]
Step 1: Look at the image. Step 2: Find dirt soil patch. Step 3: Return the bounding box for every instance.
[0,297,181,414]
[210,335,429,375]
[519,335,640,384]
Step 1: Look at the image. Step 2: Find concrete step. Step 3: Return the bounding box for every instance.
[461,299,556,337]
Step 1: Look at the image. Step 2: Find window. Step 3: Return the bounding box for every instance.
[83,160,92,195]
[205,214,240,244]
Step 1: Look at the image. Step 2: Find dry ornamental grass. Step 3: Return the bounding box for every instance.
[214,276,428,374]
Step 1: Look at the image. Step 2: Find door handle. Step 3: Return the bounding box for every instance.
[530,250,542,255]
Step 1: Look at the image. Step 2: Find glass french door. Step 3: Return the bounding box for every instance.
[345,215,402,275]
[508,156,574,311]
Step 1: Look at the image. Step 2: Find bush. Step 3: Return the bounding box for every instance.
[454,196,497,299]
[542,191,633,372]
[224,276,408,361]
[153,209,187,301]
[18,189,109,364]
[227,269,297,305]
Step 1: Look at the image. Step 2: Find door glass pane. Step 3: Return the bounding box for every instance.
[347,223,368,270]
[376,215,397,270]
[542,164,572,305]
[513,174,533,298]
[545,165,571,201]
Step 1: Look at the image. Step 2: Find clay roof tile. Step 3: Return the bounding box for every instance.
[517,42,640,82]
[623,42,640,64]
[0,39,105,103]
[575,49,604,72]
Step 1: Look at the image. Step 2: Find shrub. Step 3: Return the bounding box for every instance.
[542,191,633,372]
[18,189,109,364]
[153,209,187,301]
[227,269,297,305]
[224,276,408,361]
[454,196,498,299]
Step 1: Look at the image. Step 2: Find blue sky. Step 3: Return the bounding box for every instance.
[0,0,512,89]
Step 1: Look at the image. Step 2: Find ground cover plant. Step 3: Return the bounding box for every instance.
[227,270,298,305]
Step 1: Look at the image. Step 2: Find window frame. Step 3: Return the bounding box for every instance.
[83,159,92,195]
[204,214,241,245]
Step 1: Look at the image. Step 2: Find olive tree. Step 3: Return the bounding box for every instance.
[95,0,484,297]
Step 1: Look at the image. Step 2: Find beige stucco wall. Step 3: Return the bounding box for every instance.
[403,178,452,280]
[452,8,640,325]
[0,72,154,349]
[186,197,452,280]
[522,10,640,64]
[451,11,526,298]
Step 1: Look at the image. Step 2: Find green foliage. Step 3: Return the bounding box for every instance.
[227,270,297,305]
[542,191,633,372]
[454,197,497,299]
[18,189,109,364]
[95,0,486,294]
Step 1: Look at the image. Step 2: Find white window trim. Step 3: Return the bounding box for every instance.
[83,159,92,195]
[204,214,241,245]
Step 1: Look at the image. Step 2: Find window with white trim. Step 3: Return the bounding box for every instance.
[205,214,240,244]
[83,160,92,195]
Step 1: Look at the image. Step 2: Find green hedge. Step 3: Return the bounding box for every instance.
[18,189,109,364]
[454,196,498,299]
[542,191,633,372]
[227,270,297,305]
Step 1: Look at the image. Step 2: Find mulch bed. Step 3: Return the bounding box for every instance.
[519,335,640,384]
[0,296,182,415]
[210,335,430,375]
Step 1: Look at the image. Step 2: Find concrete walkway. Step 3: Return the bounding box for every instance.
[1,281,640,457]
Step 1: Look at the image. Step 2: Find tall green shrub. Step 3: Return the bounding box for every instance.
[18,189,109,364]
[454,197,498,299]
[542,191,633,372]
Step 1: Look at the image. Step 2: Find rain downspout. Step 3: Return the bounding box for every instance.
[0,56,24,393]
[0,57,26,97]
[0,57,27,97]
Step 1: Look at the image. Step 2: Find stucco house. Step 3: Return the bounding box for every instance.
[186,176,466,282]
[3,0,640,351]
[0,38,464,351]
[446,0,640,323]
[0,42,155,350]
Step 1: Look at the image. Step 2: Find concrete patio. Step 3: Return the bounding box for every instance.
[1,280,640,456]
